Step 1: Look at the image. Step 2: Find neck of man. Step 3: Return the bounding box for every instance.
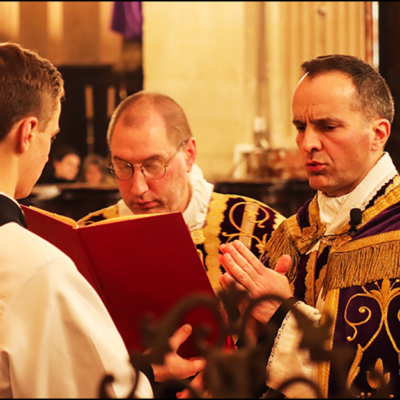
[323,152,385,198]
[318,152,396,234]
[0,147,19,199]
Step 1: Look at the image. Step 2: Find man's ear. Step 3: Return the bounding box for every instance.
[371,118,391,152]
[17,117,39,154]
[183,137,197,173]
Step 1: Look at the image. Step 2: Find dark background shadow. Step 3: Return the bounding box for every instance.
[379,2,400,170]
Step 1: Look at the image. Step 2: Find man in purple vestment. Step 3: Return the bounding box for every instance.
[218,54,400,398]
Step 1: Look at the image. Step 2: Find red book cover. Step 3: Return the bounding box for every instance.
[21,205,226,358]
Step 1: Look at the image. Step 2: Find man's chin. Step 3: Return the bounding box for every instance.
[308,179,342,197]
[308,174,328,190]
[15,185,34,200]
[131,203,165,215]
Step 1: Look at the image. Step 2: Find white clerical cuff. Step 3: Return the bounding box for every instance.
[266,302,321,398]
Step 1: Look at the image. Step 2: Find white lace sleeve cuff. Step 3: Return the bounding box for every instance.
[266,301,321,398]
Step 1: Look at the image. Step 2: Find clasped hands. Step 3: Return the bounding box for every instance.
[218,240,293,324]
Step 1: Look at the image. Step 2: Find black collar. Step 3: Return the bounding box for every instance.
[0,195,27,228]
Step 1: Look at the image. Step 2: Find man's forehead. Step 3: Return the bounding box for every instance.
[120,106,164,128]
[297,70,355,90]
[293,72,357,106]
[110,111,177,163]
[114,109,170,143]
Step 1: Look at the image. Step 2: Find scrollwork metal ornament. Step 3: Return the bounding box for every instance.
[99,285,394,398]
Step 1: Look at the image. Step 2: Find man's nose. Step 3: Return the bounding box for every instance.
[130,167,149,196]
[300,128,322,153]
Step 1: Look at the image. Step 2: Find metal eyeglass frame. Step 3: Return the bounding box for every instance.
[107,140,188,181]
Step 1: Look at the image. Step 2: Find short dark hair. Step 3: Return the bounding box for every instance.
[0,42,64,142]
[107,91,193,148]
[301,54,394,123]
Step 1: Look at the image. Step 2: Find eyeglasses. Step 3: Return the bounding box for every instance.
[107,140,187,181]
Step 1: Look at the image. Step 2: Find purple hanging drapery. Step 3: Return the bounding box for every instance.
[111,1,143,41]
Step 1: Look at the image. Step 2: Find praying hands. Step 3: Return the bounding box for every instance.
[218,240,293,324]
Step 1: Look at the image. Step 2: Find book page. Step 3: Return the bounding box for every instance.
[91,212,164,226]
[24,205,78,228]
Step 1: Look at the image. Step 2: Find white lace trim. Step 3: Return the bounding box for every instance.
[266,300,302,374]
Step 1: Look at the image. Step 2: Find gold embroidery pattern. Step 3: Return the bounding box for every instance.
[331,234,352,250]
[302,224,318,242]
[332,230,400,253]
[345,279,400,388]
[203,192,229,293]
[305,241,331,307]
[77,204,120,226]
[366,359,390,389]
[304,251,317,307]
[221,200,271,256]
[361,175,400,226]
[239,202,265,252]
[318,289,340,398]
[196,248,204,265]
[296,197,327,253]
[103,205,120,220]
[191,229,206,245]
[202,193,283,293]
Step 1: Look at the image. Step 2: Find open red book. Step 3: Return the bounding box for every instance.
[21,205,229,358]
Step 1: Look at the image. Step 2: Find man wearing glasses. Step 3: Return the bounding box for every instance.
[0,42,205,398]
[78,91,285,292]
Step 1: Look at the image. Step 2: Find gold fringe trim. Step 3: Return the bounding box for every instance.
[262,217,301,279]
[323,238,400,297]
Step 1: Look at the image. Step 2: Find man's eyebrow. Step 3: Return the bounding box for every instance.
[292,117,342,125]
[314,117,343,125]
[112,153,164,164]
[112,155,130,163]
[292,119,305,125]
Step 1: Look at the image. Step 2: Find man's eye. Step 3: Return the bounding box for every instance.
[295,126,305,132]
[143,161,163,174]
[114,162,132,171]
